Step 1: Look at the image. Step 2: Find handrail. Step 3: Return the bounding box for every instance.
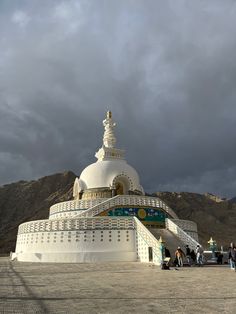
[134,217,162,264]
[17,216,135,234]
[166,218,201,250]
[73,195,178,219]
[49,198,107,215]
[16,215,162,265]
[171,219,198,232]
[73,195,120,218]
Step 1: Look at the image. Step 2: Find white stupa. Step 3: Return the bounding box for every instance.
[12,111,200,264]
[73,111,144,200]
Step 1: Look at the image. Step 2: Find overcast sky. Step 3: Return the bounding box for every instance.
[1,0,236,197]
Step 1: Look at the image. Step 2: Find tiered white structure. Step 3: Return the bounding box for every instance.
[12,111,200,264]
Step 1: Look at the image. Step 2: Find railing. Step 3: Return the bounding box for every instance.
[16,215,163,265]
[74,195,178,219]
[171,218,199,241]
[74,195,120,218]
[134,217,162,265]
[171,219,198,232]
[49,210,85,219]
[166,218,201,250]
[17,217,135,234]
[49,198,106,216]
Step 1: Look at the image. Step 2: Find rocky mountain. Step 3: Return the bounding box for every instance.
[0,171,76,253]
[0,172,235,253]
[229,196,236,204]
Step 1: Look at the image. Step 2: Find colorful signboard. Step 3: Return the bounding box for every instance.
[99,207,167,227]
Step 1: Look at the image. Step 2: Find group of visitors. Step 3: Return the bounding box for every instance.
[163,244,204,268]
[228,243,236,271]
[174,244,204,267]
[162,242,236,270]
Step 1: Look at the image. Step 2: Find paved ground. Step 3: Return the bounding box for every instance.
[0,257,235,314]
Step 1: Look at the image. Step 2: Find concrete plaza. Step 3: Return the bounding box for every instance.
[0,257,235,314]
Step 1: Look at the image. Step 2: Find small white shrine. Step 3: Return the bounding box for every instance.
[12,112,200,264]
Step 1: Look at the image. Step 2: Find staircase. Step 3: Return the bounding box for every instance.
[74,195,178,219]
[148,228,186,259]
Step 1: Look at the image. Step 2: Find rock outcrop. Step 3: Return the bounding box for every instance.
[0,171,76,253]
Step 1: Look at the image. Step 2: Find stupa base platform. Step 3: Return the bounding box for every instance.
[12,251,137,263]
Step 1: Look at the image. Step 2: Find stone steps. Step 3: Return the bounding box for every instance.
[148,228,187,260]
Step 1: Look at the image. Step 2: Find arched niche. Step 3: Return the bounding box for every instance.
[112,175,132,196]
[73,178,85,200]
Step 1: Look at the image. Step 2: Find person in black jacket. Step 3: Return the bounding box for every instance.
[216,252,223,265]
[185,245,191,264]
[228,243,235,270]
[190,249,196,263]
[165,247,171,258]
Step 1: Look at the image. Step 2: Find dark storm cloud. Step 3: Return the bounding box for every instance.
[1,0,236,197]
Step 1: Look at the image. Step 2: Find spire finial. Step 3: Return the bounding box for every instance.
[103,111,116,148]
[95,111,125,161]
[107,110,112,119]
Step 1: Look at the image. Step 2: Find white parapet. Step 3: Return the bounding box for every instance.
[134,217,162,265]
[166,218,201,250]
[74,195,179,219]
[15,217,137,263]
[13,216,163,265]
[49,198,106,219]
[170,218,199,242]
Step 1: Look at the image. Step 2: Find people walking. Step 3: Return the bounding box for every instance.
[164,247,171,265]
[228,243,236,270]
[185,245,191,265]
[233,247,236,271]
[196,245,204,266]
[190,249,196,263]
[161,247,171,270]
[216,252,223,265]
[175,247,185,267]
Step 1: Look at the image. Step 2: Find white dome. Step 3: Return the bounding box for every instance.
[79,160,144,193]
